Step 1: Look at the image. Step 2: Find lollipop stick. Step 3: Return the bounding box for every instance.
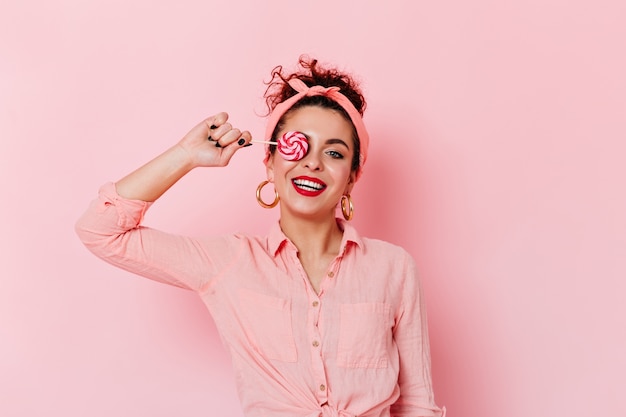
[250,140,277,145]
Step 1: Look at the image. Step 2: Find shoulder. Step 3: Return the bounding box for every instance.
[360,236,415,263]
[341,220,413,263]
[353,236,419,287]
[198,232,266,257]
[355,237,422,303]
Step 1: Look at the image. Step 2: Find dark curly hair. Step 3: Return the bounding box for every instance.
[264,56,367,172]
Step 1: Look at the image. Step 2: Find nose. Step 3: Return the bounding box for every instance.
[302,149,322,171]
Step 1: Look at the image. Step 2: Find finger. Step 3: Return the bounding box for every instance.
[208,123,235,146]
[209,122,233,141]
[218,133,247,163]
[214,127,242,148]
[204,112,229,131]
[238,130,253,147]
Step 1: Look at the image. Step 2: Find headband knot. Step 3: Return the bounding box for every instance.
[264,78,370,180]
[288,78,341,96]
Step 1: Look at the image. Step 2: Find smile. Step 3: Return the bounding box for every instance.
[292,177,327,196]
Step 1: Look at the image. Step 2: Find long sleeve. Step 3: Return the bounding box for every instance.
[390,255,445,417]
[75,182,236,291]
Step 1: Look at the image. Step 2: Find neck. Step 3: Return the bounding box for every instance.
[279,214,343,259]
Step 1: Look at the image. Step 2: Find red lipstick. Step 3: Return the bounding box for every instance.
[291,176,327,197]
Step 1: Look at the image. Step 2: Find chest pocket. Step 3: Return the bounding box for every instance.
[238,289,297,363]
[337,302,393,368]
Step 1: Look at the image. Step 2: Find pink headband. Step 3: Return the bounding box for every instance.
[264,78,369,179]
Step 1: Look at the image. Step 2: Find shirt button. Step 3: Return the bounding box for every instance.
[327,271,335,278]
[319,384,326,391]
[312,301,319,307]
[312,340,319,347]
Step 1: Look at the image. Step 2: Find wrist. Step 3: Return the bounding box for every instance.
[171,143,199,172]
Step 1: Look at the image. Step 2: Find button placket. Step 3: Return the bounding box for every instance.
[308,294,327,403]
[326,257,342,281]
[311,297,321,346]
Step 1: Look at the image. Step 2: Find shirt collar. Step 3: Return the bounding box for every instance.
[266,218,364,257]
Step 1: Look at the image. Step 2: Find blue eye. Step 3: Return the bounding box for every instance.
[326,150,344,159]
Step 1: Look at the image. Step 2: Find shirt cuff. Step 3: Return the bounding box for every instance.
[98,182,153,229]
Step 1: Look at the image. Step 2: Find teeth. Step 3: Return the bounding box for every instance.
[293,179,325,191]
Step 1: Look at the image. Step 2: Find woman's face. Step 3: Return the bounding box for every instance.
[266,105,356,221]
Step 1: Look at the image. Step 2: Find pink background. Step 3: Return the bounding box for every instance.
[1,1,625,416]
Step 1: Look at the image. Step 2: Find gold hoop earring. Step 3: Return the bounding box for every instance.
[256,180,279,208]
[341,194,354,221]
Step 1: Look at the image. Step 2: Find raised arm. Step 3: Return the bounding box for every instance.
[75,112,252,291]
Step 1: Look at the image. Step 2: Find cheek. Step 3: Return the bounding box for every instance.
[331,167,354,188]
[271,159,296,181]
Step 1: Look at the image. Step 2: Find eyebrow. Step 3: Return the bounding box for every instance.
[324,138,350,149]
[299,133,351,150]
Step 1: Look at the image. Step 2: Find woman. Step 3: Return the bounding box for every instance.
[76,57,445,417]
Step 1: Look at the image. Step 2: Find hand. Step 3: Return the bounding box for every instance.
[177,112,252,168]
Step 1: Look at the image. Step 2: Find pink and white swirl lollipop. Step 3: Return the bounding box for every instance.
[253,131,309,161]
[276,131,308,160]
